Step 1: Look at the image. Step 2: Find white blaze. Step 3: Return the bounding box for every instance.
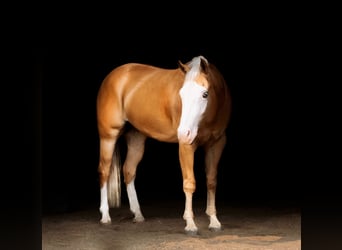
[178,81,208,144]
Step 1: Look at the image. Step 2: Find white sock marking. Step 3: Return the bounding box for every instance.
[127,180,144,222]
[99,184,111,223]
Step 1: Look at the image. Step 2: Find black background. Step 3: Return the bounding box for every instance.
[37,16,306,213]
[9,3,339,249]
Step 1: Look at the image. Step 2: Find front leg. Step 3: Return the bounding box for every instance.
[204,135,226,231]
[179,143,198,235]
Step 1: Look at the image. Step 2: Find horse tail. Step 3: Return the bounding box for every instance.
[107,144,121,208]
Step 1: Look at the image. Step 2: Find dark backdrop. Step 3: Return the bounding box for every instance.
[15,3,339,249]
[31,8,309,214]
[39,41,303,214]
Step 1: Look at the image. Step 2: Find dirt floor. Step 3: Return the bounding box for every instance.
[42,200,301,250]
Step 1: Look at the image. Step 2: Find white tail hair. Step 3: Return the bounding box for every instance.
[107,146,121,207]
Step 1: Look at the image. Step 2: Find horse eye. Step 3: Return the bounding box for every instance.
[202,91,208,98]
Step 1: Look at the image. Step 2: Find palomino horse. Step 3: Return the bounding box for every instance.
[96,55,231,234]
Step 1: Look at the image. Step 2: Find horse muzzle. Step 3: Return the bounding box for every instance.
[177,128,197,144]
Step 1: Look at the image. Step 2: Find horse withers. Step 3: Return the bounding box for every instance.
[96,55,231,234]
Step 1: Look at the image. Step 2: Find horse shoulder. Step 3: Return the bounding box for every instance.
[121,68,184,142]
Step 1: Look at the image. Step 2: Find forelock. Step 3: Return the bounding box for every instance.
[184,56,208,82]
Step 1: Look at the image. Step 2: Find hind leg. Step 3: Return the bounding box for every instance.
[98,135,118,224]
[98,122,124,224]
[204,135,226,231]
[123,129,146,222]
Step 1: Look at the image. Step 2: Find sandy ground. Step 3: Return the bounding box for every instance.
[42,200,301,250]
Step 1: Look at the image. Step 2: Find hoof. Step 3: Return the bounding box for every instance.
[185,229,199,236]
[133,216,145,223]
[100,220,112,225]
[209,226,222,232]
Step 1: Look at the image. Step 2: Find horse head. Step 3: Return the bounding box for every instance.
[177,56,210,144]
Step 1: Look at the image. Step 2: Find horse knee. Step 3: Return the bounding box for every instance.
[183,179,196,193]
[206,181,217,191]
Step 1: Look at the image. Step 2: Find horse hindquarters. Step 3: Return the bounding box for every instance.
[97,68,127,223]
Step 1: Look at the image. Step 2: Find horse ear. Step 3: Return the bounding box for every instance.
[200,57,209,74]
[178,60,190,73]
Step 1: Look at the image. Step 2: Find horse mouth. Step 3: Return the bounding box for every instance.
[177,129,196,144]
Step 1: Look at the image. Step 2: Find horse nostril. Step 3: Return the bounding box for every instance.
[177,128,193,144]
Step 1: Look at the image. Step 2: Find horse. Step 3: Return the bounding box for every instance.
[96,55,231,234]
